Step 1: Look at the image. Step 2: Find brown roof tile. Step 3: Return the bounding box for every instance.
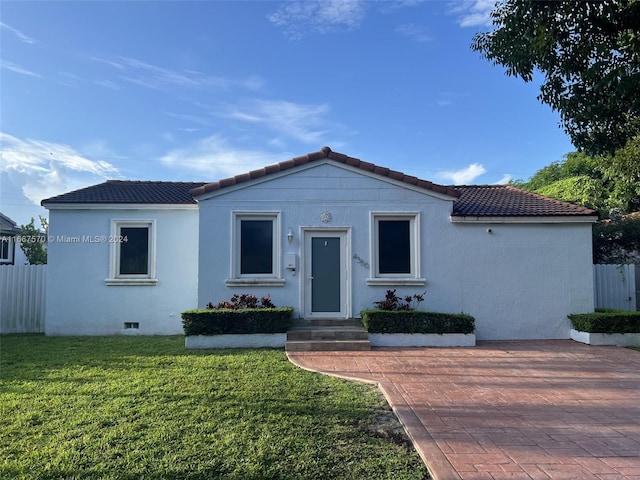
[40,150,598,219]
[451,185,598,217]
[189,147,461,198]
[41,180,205,205]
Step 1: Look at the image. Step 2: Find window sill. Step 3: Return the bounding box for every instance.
[226,278,286,287]
[105,278,159,286]
[366,278,426,286]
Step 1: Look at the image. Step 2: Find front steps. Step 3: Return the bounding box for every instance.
[286,318,371,351]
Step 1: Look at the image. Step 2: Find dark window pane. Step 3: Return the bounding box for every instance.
[119,227,149,275]
[0,238,9,260]
[241,220,273,274]
[378,220,410,274]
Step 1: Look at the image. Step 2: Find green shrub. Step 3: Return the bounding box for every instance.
[361,310,475,334]
[568,311,640,334]
[182,308,294,336]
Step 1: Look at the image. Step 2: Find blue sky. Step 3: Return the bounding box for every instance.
[1,0,575,226]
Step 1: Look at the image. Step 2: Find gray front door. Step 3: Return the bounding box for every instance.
[311,237,341,312]
[303,229,349,318]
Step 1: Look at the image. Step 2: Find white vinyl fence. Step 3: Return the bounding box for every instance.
[593,264,639,311]
[0,265,46,333]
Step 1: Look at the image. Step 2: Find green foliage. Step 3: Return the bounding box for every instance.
[19,216,48,265]
[569,311,640,333]
[0,335,428,479]
[373,289,426,311]
[361,310,475,334]
[601,135,640,212]
[513,151,614,215]
[513,147,639,262]
[472,0,640,155]
[513,152,603,192]
[182,308,294,335]
[535,176,609,212]
[593,214,640,263]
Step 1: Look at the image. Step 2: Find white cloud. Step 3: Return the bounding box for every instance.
[58,72,82,88]
[437,163,487,184]
[495,174,512,185]
[94,79,121,91]
[268,0,367,39]
[0,21,36,44]
[90,55,262,94]
[451,0,495,28]
[159,135,285,178]
[226,99,330,144]
[0,132,120,205]
[165,112,213,127]
[395,24,432,43]
[0,60,41,78]
[435,91,469,107]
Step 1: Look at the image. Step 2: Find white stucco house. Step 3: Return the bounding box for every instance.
[1,213,28,266]
[42,147,598,339]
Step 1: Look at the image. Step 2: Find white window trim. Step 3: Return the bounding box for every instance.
[105,220,157,286]
[227,211,284,287]
[0,236,15,265]
[367,212,425,286]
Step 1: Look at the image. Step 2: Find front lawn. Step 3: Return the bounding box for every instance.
[0,335,428,480]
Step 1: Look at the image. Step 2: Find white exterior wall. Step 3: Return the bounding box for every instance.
[448,222,594,340]
[197,162,595,340]
[45,207,198,335]
[197,163,451,317]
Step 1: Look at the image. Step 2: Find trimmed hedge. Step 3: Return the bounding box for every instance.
[568,311,640,334]
[361,310,475,334]
[182,308,294,336]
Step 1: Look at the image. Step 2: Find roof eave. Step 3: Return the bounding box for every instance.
[42,203,199,210]
[449,215,599,224]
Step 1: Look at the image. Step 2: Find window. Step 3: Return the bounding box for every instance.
[240,220,273,274]
[0,236,14,264]
[228,212,283,286]
[106,220,157,285]
[378,220,410,274]
[369,213,424,285]
[119,227,149,275]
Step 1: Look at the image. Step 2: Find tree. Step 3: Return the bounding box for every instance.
[593,214,640,263]
[515,151,640,263]
[513,151,611,215]
[19,216,48,265]
[601,134,640,212]
[472,0,640,155]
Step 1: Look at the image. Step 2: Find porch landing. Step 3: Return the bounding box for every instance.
[285,318,371,351]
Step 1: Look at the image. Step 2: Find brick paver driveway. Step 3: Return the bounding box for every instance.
[288,341,640,479]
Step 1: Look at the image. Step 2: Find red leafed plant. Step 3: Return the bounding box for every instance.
[373,289,426,311]
[206,293,276,310]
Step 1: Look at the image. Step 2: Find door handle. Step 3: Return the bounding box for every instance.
[308,276,314,280]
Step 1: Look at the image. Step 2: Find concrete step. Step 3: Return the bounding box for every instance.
[287,327,369,341]
[294,318,363,327]
[285,340,371,351]
[286,318,371,351]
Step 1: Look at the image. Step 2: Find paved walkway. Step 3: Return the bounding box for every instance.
[288,341,640,480]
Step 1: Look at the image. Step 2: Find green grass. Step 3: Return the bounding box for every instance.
[0,335,428,480]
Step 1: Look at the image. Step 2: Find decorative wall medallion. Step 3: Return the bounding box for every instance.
[320,211,332,223]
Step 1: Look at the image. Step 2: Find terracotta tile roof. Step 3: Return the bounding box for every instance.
[451,185,598,217]
[40,150,598,219]
[41,180,205,205]
[189,146,461,199]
